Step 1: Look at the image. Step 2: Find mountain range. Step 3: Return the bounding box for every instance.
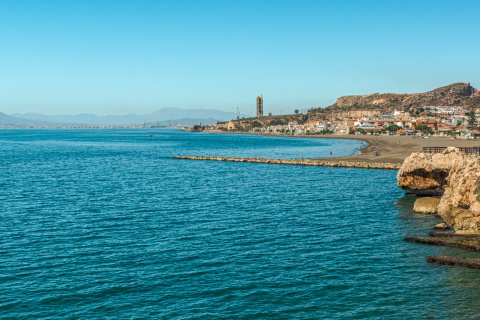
[0,108,250,127]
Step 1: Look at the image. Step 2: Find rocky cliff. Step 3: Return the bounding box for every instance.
[323,82,480,112]
[398,147,480,234]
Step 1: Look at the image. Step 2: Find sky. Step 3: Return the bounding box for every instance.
[0,0,479,116]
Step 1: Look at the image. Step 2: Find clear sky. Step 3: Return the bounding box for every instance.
[0,0,479,116]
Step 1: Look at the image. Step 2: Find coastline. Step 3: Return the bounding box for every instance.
[203,130,480,164]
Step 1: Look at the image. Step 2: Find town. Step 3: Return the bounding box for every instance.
[214,84,480,139]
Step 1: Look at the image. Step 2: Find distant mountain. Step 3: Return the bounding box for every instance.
[146,118,220,127]
[150,108,248,122]
[11,108,251,126]
[0,112,53,126]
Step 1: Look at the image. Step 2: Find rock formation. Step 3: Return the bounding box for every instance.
[321,82,480,112]
[413,197,440,214]
[398,147,480,234]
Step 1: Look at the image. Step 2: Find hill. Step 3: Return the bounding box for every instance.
[311,82,480,114]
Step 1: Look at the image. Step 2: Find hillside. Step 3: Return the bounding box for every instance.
[311,82,480,113]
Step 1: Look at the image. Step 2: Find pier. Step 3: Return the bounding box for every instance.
[174,155,401,170]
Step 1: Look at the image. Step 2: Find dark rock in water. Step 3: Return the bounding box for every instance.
[428,231,480,238]
[427,256,480,269]
[404,236,480,252]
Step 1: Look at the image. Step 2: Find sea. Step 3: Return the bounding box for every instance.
[1,129,480,319]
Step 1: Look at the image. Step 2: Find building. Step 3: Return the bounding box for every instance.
[256,94,263,117]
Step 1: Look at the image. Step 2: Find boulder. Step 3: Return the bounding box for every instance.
[397,147,463,195]
[433,222,450,230]
[398,147,480,234]
[413,197,440,214]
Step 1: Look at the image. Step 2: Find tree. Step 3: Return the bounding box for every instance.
[385,124,401,134]
[294,109,299,114]
[415,124,433,134]
[468,111,477,130]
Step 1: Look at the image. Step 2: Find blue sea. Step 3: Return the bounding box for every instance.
[2,129,480,319]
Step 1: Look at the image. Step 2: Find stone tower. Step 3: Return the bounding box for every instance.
[256,94,263,117]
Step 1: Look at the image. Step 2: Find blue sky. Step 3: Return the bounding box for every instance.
[0,0,479,116]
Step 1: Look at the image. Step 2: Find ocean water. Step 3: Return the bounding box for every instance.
[1,129,480,319]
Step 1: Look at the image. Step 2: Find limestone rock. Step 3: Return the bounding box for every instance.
[396,147,463,195]
[398,147,480,234]
[413,197,440,214]
[433,223,450,230]
[333,82,480,111]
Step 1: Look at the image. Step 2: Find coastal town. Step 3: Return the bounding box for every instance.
[217,105,480,138]
[214,83,480,139]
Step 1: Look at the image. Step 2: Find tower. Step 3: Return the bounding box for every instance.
[256,94,263,117]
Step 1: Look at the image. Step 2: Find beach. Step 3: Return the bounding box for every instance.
[206,130,480,164]
[325,135,480,164]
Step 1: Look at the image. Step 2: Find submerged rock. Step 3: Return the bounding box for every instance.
[413,197,440,214]
[427,256,480,269]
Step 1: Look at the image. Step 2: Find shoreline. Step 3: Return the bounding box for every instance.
[204,130,480,164]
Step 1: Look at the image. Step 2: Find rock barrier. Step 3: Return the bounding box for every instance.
[174,155,401,170]
[404,236,480,252]
[426,256,480,269]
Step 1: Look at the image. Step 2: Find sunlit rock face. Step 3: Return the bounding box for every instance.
[413,197,440,214]
[397,149,458,195]
[398,147,480,234]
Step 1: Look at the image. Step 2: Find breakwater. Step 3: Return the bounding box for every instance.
[174,155,401,170]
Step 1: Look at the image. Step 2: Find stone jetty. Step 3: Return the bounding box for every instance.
[174,155,401,170]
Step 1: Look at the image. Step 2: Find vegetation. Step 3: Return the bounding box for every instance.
[468,111,477,130]
[250,121,262,128]
[384,124,401,134]
[269,118,287,126]
[414,124,433,134]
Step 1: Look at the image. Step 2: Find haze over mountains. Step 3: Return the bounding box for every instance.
[0,108,250,127]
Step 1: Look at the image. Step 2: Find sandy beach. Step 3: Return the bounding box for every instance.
[319,135,480,164]
[204,130,480,164]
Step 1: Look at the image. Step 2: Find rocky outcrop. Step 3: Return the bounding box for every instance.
[397,149,458,195]
[413,197,440,214]
[327,82,480,111]
[398,147,480,234]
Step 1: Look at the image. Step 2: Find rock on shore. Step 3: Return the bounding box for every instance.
[413,197,440,214]
[398,147,480,234]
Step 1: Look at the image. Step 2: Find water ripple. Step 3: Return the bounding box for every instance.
[1,129,480,319]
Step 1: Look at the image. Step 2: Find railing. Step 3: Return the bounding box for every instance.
[423,147,480,155]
